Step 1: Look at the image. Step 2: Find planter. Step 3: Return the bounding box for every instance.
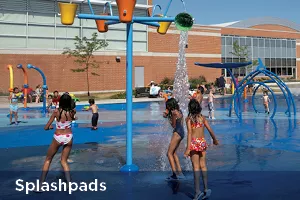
[58,2,78,25]
[116,0,136,23]
[95,13,109,32]
[156,15,172,35]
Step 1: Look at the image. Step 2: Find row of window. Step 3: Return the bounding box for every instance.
[225,67,295,77]
[222,58,296,67]
[222,36,296,48]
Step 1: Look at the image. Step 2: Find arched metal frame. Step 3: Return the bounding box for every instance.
[27,64,47,114]
[195,58,296,120]
[231,59,296,119]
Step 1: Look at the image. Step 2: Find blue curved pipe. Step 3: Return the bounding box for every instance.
[103,2,113,16]
[164,0,173,16]
[228,68,241,118]
[27,64,47,114]
[87,0,94,15]
[251,82,277,116]
[151,4,162,17]
[264,70,296,116]
[258,70,291,117]
[236,81,277,118]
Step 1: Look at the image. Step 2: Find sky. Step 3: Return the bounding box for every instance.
[152,0,300,25]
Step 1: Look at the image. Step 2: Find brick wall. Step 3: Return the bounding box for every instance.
[0,23,299,93]
[0,54,221,93]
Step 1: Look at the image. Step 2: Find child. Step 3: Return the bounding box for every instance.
[52,91,60,107]
[35,93,76,192]
[193,86,204,105]
[9,87,20,125]
[83,99,99,130]
[208,90,216,120]
[46,95,53,113]
[163,98,185,180]
[184,99,218,200]
[263,91,271,114]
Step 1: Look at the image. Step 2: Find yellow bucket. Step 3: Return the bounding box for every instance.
[156,15,172,35]
[59,3,78,25]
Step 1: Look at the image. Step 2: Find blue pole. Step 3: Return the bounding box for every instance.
[120,23,139,172]
[134,21,160,27]
[27,64,47,114]
[164,0,173,16]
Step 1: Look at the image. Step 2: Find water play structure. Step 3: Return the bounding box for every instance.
[58,0,193,172]
[17,64,28,109]
[27,64,47,114]
[195,58,296,119]
[7,65,14,93]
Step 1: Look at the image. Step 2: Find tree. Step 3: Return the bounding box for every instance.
[63,32,108,96]
[230,40,258,76]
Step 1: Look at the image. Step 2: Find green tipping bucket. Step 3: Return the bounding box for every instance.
[175,12,194,31]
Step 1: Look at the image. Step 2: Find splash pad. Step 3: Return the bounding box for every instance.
[195,58,297,119]
[58,0,193,172]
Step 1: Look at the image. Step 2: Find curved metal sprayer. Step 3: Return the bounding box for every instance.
[151,4,162,17]
[103,2,113,16]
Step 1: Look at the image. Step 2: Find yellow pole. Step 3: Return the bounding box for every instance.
[231,82,235,94]
[7,65,14,93]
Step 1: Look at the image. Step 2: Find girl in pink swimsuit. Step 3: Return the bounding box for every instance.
[36,93,76,192]
[184,99,218,200]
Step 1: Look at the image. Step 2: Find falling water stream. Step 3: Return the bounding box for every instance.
[159,31,192,171]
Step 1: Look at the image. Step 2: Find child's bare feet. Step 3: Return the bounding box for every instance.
[67,159,74,163]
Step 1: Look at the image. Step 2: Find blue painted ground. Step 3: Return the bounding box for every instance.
[0,95,300,199]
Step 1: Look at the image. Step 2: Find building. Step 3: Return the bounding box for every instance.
[0,0,299,93]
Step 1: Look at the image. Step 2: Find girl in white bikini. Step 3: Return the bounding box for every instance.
[36,93,75,192]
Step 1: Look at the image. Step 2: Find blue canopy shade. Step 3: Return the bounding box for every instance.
[194,62,252,69]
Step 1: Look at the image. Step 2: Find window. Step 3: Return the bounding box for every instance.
[253,38,258,47]
[282,40,287,47]
[288,67,292,75]
[265,39,270,47]
[222,57,225,63]
[226,58,233,63]
[222,37,225,45]
[276,68,282,76]
[287,58,292,66]
[259,39,264,47]
[246,38,251,46]
[233,37,239,45]
[265,58,271,66]
[226,37,232,45]
[292,41,296,48]
[240,38,246,46]
[271,40,276,47]
[271,58,276,66]
[291,58,296,66]
[282,58,287,66]
[233,58,239,63]
[276,58,282,67]
[287,40,292,48]
[282,68,287,75]
[276,40,281,47]
[271,68,276,73]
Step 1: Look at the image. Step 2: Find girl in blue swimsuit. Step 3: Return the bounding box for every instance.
[163,98,185,180]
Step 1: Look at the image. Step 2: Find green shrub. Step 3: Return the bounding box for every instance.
[160,77,174,85]
[189,76,207,89]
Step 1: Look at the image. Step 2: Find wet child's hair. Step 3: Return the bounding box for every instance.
[165,98,179,119]
[58,93,74,121]
[48,95,53,99]
[89,99,95,105]
[263,91,268,95]
[53,91,59,95]
[188,99,202,117]
[13,87,19,93]
[198,86,204,94]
